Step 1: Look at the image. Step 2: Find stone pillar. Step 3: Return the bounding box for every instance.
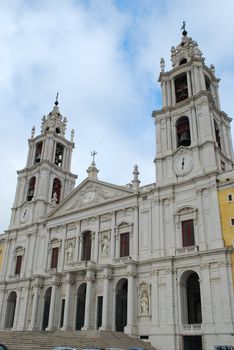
[91,233,95,261]
[94,218,99,262]
[78,235,83,262]
[29,284,40,330]
[100,269,112,330]
[82,271,95,330]
[200,264,214,324]
[13,288,22,330]
[125,268,137,335]
[171,79,176,105]
[196,188,206,250]
[47,283,57,330]
[62,276,73,330]
[115,227,120,259]
[110,212,115,258]
[162,81,167,107]
[75,221,80,262]
[187,71,192,97]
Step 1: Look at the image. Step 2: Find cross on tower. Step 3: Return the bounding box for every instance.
[91,150,97,162]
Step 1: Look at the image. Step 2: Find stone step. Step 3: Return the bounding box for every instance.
[0,331,157,350]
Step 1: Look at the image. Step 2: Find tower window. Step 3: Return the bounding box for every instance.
[176,116,191,147]
[120,232,129,257]
[15,255,22,275]
[54,143,64,167]
[182,219,195,247]
[52,178,61,204]
[205,75,212,93]
[175,73,188,103]
[231,218,234,226]
[56,127,61,135]
[34,142,43,163]
[221,161,226,171]
[27,176,36,201]
[228,194,233,202]
[214,120,221,149]
[51,247,59,268]
[179,58,187,65]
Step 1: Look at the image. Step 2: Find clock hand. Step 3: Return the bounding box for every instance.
[182,157,185,170]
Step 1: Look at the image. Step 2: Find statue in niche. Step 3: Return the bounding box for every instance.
[140,291,149,315]
[66,243,74,262]
[101,237,109,256]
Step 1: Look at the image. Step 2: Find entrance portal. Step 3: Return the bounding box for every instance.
[115,278,128,332]
[42,287,52,330]
[183,336,202,350]
[5,291,17,328]
[76,283,86,330]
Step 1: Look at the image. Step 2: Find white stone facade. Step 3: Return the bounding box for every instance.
[0,32,234,350]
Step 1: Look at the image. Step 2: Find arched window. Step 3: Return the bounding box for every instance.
[176,116,191,147]
[54,143,64,167]
[34,142,43,163]
[82,231,91,261]
[51,178,61,204]
[175,73,188,102]
[27,176,36,201]
[214,120,221,149]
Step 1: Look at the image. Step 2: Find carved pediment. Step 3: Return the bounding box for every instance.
[48,179,134,218]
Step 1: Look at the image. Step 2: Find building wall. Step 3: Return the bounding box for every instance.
[218,182,234,285]
[0,243,5,273]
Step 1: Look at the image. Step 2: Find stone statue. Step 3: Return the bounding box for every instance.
[66,243,73,262]
[101,237,109,256]
[141,291,149,315]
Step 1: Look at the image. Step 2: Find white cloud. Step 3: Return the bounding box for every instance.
[0,0,234,233]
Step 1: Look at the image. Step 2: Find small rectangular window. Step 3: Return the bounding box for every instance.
[51,247,59,268]
[228,194,233,202]
[182,219,195,247]
[231,218,234,226]
[15,255,22,275]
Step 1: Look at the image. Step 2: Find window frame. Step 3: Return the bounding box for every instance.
[120,232,130,257]
[181,219,195,247]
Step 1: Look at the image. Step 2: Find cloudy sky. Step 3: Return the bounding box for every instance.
[0,0,234,233]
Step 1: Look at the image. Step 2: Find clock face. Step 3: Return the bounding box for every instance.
[20,205,31,223]
[173,152,193,176]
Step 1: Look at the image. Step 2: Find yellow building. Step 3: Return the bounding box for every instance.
[218,176,234,285]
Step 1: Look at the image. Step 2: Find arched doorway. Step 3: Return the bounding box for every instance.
[42,287,52,330]
[75,283,86,330]
[115,278,128,332]
[187,273,202,324]
[180,271,202,325]
[5,291,17,328]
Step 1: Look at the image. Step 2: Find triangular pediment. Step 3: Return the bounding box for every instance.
[48,178,135,218]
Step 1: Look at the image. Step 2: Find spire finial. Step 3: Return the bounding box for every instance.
[181,21,187,36]
[55,92,59,106]
[91,150,97,163]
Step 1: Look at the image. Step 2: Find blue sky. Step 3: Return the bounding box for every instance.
[0,0,234,233]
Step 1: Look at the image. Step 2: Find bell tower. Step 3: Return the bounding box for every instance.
[9,99,77,229]
[153,27,234,186]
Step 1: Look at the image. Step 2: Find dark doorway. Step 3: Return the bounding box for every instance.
[187,273,202,324]
[42,287,52,330]
[97,296,103,329]
[5,291,17,328]
[184,336,202,350]
[76,283,86,330]
[115,279,128,332]
[60,299,65,328]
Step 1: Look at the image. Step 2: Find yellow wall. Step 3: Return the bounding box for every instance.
[218,187,234,285]
[0,243,5,272]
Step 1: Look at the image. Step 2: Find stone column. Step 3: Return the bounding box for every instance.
[110,212,115,258]
[91,233,95,261]
[167,79,172,106]
[78,235,83,262]
[13,288,22,330]
[115,227,120,259]
[100,270,112,330]
[125,269,136,335]
[47,283,57,330]
[75,221,80,262]
[94,218,100,262]
[171,79,176,105]
[196,188,206,250]
[187,71,192,97]
[29,284,40,330]
[82,271,95,330]
[162,81,167,107]
[132,205,139,258]
[200,264,214,324]
[62,276,73,330]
